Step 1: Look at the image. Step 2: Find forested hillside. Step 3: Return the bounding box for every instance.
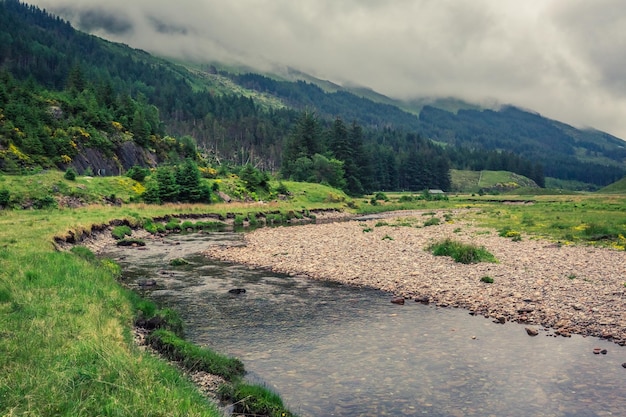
[1,0,624,193]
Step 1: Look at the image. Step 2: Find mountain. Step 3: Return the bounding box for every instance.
[1,0,625,190]
[218,70,625,186]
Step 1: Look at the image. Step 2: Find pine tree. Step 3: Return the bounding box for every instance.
[155,166,179,202]
[282,111,322,178]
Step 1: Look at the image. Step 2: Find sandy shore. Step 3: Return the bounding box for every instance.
[204,209,626,345]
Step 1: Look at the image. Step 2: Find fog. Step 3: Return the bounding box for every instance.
[25,0,626,139]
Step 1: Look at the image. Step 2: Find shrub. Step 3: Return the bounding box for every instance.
[0,189,10,207]
[499,227,522,241]
[480,276,494,283]
[275,181,289,195]
[169,258,189,266]
[428,239,497,264]
[146,329,244,381]
[233,215,245,226]
[64,167,77,181]
[248,215,259,227]
[126,165,150,182]
[143,218,158,234]
[33,195,57,209]
[165,219,181,231]
[111,225,132,240]
[374,192,389,201]
[180,220,195,231]
[423,217,440,227]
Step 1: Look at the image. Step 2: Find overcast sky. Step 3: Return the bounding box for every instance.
[25,0,626,139]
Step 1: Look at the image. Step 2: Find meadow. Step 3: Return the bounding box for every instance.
[1,171,624,416]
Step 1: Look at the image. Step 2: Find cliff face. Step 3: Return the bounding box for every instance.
[68,142,158,176]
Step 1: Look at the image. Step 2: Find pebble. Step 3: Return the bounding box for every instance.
[197,211,626,346]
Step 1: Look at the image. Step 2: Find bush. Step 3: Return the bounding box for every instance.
[428,238,498,264]
[275,181,289,195]
[0,189,10,207]
[142,218,158,234]
[423,217,440,227]
[126,165,151,182]
[33,195,57,209]
[165,219,181,231]
[169,258,189,266]
[480,276,495,283]
[64,167,77,181]
[374,192,389,201]
[180,220,195,231]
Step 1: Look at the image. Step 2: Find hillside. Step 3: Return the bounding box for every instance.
[599,176,626,194]
[1,0,625,190]
[450,170,539,193]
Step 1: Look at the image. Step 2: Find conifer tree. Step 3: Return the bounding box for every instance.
[155,166,179,202]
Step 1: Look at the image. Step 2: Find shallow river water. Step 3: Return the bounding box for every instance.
[104,231,626,417]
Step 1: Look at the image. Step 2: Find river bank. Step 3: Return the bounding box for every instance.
[204,209,626,346]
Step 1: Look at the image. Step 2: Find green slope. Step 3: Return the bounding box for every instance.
[599,177,626,194]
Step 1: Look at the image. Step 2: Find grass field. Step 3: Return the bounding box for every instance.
[1,171,625,416]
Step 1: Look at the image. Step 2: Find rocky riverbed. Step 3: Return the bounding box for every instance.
[204,209,626,346]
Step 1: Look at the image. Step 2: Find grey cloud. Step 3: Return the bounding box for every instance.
[51,6,133,35]
[146,16,188,36]
[24,0,626,139]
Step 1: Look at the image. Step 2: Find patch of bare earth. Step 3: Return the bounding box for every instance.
[204,210,626,345]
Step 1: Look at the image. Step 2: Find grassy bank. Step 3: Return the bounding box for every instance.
[0,185,348,416]
[1,174,624,415]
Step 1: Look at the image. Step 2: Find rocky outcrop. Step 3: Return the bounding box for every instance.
[67,142,158,176]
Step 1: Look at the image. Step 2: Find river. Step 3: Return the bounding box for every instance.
[103,230,626,417]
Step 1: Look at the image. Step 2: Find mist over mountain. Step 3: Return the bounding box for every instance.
[1,0,625,190]
[25,0,626,141]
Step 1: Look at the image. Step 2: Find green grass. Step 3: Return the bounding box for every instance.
[0,243,219,416]
[111,225,132,240]
[460,195,626,249]
[1,170,625,416]
[599,176,626,194]
[428,238,498,264]
[219,382,296,417]
[450,169,539,193]
[0,172,358,416]
[146,330,245,380]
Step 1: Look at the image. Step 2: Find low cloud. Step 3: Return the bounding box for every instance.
[27,0,626,139]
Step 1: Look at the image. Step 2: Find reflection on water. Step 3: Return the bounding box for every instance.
[104,232,626,417]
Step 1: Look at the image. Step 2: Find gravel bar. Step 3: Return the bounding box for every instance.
[204,210,626,345]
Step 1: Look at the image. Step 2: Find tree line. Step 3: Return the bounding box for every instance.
[1,0,553,194]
